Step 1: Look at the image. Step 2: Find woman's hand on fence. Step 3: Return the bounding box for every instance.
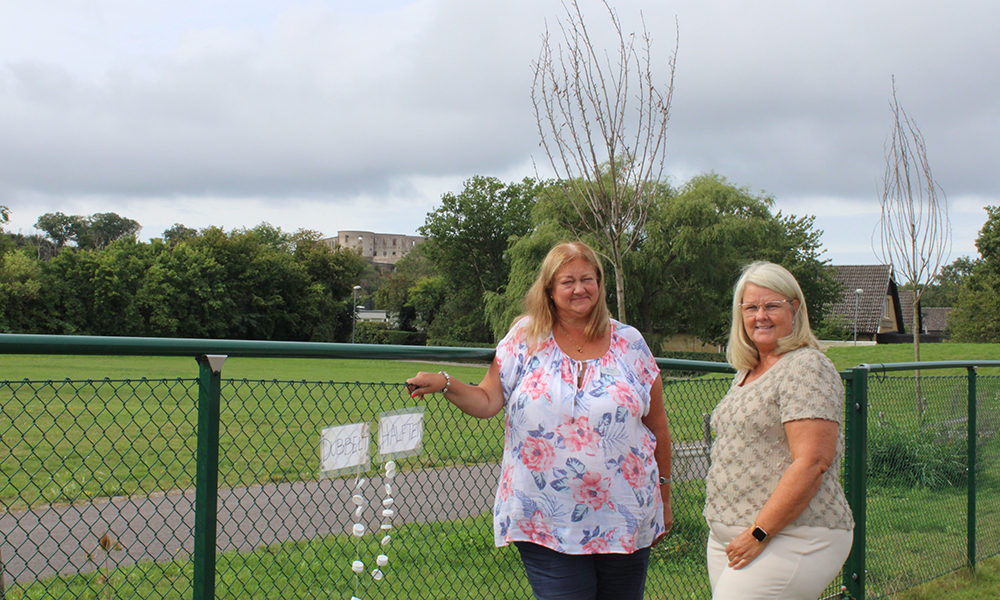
[405,372,447,398]
[408,360,505,419]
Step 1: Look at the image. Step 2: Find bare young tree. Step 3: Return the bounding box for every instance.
[875,78,951,417]
[532,0,676,323]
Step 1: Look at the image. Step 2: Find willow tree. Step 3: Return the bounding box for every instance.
[532,0,676,323]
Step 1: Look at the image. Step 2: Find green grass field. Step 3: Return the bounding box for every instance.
[0,353,731,510]
[825,342,1000,375]
[2,343,1000,599]
[0,356,498,510]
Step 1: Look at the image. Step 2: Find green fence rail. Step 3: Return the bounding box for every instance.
[1,333,998,599]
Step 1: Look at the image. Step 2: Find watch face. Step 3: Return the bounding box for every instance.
[752,526,767,542]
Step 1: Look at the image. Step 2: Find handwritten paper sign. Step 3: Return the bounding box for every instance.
[320,422,370,476]
[378,407,424,460]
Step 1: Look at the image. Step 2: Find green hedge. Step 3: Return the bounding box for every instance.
[426,338,498,349]
[354,322,428,345]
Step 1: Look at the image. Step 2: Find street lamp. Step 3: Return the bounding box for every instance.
[351,285,361,343]
[853,288,863,346]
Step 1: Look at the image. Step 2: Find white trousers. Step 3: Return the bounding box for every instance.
[706,521,853,600]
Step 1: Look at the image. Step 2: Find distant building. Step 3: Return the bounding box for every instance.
[827,264,907,342]
[356,309,389,323]
[323,231,423,265]
[897,289,954,336]
[828,268,952,341]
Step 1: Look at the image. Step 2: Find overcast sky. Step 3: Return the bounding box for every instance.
[1,0,997,266]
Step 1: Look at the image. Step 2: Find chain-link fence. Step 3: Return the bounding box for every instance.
[1,336,999,600]
[856,368,1000,599]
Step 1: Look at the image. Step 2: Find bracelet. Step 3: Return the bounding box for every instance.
[659,476,672,485]
[439,371,451,394]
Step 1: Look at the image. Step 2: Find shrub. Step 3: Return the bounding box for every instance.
[813,314,853,341]
[354,322,428,345]
[868,425,970,489]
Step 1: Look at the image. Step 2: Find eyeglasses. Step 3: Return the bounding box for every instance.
[739,300,791,317]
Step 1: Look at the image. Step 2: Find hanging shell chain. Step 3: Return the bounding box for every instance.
[349,460,397,598]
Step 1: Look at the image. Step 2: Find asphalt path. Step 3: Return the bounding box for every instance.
[1,444,708,588]
[1,464,500,587]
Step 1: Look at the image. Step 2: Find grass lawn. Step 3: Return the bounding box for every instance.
[1,353,727,510]
[3,343,1000,598]
[0,353,492,383]
[0,355,497,510]
[825,342,1000,375]
[891,553,1000,600]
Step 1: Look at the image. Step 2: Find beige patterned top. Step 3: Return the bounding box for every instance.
[703,347,855,530]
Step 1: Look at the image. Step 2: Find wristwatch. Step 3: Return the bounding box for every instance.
[751,524,768,543]
[658,476,671,485]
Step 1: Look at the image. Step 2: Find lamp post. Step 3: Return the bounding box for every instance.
[853,288,863,346]
[351,285,361,343]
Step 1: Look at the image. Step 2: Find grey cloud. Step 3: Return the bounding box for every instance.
[0,1,541,199]
[0,0,996,265]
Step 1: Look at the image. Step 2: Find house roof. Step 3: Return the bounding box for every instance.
[898,289,916,330]
[826,265,899,335]
[897,289,953,333]
[922,307,953,333]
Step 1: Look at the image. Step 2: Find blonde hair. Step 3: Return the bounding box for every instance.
[726,261,820,371]
[519,241,611,352]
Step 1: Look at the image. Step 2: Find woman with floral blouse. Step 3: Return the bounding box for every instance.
[408,241,672,600]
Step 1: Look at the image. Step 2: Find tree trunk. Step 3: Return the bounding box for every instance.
[613,260,627,323]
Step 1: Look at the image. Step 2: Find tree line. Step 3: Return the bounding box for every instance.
[373,172,998,349]
[1,179,995,347]
[0,219,368,341]
[376,172,845,349]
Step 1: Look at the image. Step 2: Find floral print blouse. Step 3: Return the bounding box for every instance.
[492,317,664,554]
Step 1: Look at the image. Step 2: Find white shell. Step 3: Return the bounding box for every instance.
[381,535,391,546]
[351,560,364,573]
[382,508,394,518]
[376,554,388,567]
[382,497,394,507]
[352,523,365,537]
[371,568,384,581]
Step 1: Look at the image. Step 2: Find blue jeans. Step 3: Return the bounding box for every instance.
[515,542,651,600]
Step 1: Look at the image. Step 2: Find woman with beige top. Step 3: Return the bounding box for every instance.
[703,261,854,599]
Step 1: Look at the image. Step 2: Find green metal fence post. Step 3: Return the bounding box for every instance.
[967,366,977,573]
[844,367,869,599]
[193,355,227,600]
